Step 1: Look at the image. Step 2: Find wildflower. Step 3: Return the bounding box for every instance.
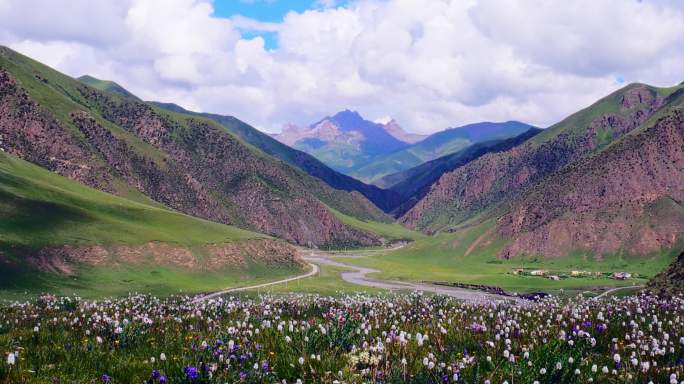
[160,353,167,361]
[539,368,546,375]
[7,353,16,365]
[185,366,198,380]
[602,366,609,374]
[101,374,111,383]
[613,354,621,364]
[298,357,305,365]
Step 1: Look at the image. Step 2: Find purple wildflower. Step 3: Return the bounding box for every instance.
[184,366,198,380]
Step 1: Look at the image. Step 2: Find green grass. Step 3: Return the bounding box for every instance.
[0,263,302,300]
[0,151,260,249]
[326,206,425,241]
[266,263,381,296]
[77,74,140,100]
[0,151,312,299]
[331,220,676,294]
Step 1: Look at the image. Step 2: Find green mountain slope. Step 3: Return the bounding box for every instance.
[150,101,403,212]
[378,128,542,214]
[77,75,140,101]
[349,121,535,184]
[0,151,303,297]
[403,82,684,258]
[0,46,391,248]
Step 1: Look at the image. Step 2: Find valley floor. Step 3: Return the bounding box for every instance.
[188,239,663,302]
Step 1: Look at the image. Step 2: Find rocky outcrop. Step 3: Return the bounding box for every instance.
[0,70,112,191]
[26,239,302,275]
[402,85,667,233]
[646,251,684,297]
[498,109,684,258]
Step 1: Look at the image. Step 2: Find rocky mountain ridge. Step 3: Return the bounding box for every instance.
[402,83,684,258]
[0,46,387,248]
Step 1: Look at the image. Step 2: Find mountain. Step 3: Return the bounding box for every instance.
[0,150,302,294]
[274,110,410,172]
[402,82,684,258]
[77,75,140,101]
[377,128,542,214]
[0,46,391,249]
[647,251,684,297]
[381,119,427,144]
[348,121,536,183]
[149,102,403,212]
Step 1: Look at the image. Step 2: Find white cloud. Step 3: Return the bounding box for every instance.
[1,0,683,134]
[230,15,281,32]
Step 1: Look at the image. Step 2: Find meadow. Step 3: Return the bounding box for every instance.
[1,292,683,383]
[333,224,677,294]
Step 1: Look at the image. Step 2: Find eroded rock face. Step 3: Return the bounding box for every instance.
[647,252,684,297]
[0,70,112,191]
[0,68,383,248]
[401,85,666,233]
[77,87,382,247]
[26,239,303,275]
[498,110,684,258]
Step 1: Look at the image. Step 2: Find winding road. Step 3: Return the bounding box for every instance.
[192,262,319,302]
[303,251,523,304]
[591,285,644,300]
[194,244,525,304]
[193,244,642,305]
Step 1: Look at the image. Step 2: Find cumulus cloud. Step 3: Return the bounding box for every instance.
[1,0,683,133]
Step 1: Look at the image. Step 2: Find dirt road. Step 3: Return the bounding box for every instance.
[303,251,523,304]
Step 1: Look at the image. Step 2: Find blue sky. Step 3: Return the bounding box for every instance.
[213,0,316,22]
[212,0,348,49]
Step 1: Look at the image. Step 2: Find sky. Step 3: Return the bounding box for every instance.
[1,0,683,134]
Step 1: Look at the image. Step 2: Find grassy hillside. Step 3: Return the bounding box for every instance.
[0,46,392,248]
[0,151,305,298]
[0,151,259,248]
[403,83,684,233]
[77,75,141,101]
[327,207,425,242]
[350,121,534,184]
